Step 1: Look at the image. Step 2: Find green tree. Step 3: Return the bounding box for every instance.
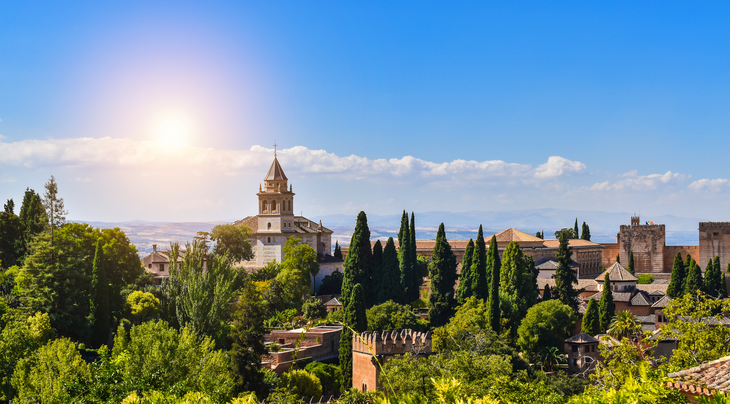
[317,270,343,295]
[42,175,68,250]
[366,300,421,332]
[470,226,488,301]
[581,222,591,241]
[11,338,89,404]
[455,239,474,305]
[18,188,47,260]
[581,298,600,335]
[210,223,254,264]
[607,311,641,340]
[554,229,579,312]
[165,238,238,339]
[304,362,341,394]
[684,258,703,295]
[573,218,579,240]
[339,283,366,388]
[280,237,319,296]
[543,284,552,301]
[376,237,402,305]
[398,211,417,304]
[0,312,55,401]
[666,252,686,298]
[302,297,327,320]
[280,369,322,398]
[109,320,234,401]
[627,251,635,274]
[0,201,24,268]
[125,291,160,324]
[598,273,615,333]
[342,212,372,307]
[409,212,419,291]
[89,241,111,347]
[486,235,501,333]
[517,300,578,357]
[714,256,726,298]
[428,223,458,327]
[704,256,726,298]
[230,281,269,398]
[333,241,342,260]
[370,240,383,304]
[535,231,543,239]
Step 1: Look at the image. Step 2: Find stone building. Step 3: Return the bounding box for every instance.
[564,333,599,373]
[618,216,666,273]
[699,222,730,272]
[262,325,342,374]
[140,244,184,285]
[352,330,432,392]
[233,155,343,287]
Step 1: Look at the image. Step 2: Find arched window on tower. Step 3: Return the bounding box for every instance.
[288,200,292,211]
[262,200,268,213]
[268,222,271,230]
[272,200,277,212]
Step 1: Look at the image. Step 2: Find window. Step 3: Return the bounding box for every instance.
[572,345,578,353]
[148,264,152,269]
[268,237,271,243]
[362,382,368,392]
[159,264,164,272]
[272,200,277,211]
[262,201,268,212]
[268,222,271,230]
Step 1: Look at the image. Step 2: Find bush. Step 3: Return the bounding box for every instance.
[305,362,342,394]
[326,308,344,324]
[279,369,322,397]
[366,301,421,332]
[302,298,327,320]
[637,274,655,284]
[317,270,343,295]
[517,300,578,357]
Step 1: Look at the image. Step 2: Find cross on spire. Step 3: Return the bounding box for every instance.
[274,140,278,157]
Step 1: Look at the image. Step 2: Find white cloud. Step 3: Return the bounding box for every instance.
[0,134,5,140]
[534,156,586,178]
[76,177,92,182]
[689,178,730,192]
[590,171,686,191]
[0,137,584,184]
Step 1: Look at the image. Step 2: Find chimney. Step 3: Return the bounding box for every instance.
[152,244,157,252]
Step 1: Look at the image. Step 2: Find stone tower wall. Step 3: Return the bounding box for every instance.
[618,224,666,273]
[699,222,730,272]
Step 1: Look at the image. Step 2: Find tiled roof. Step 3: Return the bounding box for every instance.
[636,284,669,294]
[543,239,603,248]
[264,157,288,181]
[324,298,342,307]
[587,291,633,303]
[630,291,653,306]
[536,260,580,270]
[565,333,599,343]
[667,356,730,395]
[596,334,621,347]
[652,295,672,308]
[649,290,667,296]
[493,228,544,243]
[597,262,638,282]
[538,279,599,293]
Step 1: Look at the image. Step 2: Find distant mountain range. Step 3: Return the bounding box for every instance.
[81,208,708,256]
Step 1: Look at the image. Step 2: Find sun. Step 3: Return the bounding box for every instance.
[154,114,191,147]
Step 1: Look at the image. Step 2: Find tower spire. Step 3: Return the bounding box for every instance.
[274,140,278,157]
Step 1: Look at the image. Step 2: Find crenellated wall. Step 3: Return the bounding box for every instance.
[352,329,432,392]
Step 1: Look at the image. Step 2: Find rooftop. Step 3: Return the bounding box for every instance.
[597,262,638,282]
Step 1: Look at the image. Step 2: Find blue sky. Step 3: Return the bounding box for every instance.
[1,2,730,225]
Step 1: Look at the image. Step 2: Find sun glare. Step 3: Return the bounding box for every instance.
[154,115,191,148]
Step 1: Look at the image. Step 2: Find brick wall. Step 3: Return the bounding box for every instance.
[601,243,620,269]
[663,246,700,272]
[352,330,432,391]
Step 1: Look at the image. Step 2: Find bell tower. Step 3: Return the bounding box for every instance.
[257,146,295,233]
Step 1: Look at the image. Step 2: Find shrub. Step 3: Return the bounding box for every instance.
[637,274,654,284]
[302,298,327,320]
[279,369,322,397]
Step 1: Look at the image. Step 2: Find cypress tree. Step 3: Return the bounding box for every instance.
[522,256,540,312]
[715,256,727,298]
[666,252,686,298]
[727,263,730,274]
[470,226,488,301]
[377,237,402,305]
[582,298,600,335]
[339,283,367,387]
[598,272,614,332]
[369,240,383,306]
[684,259,703,295]
[409,212,420,301]
[0,200,24,268]
[554,230,579,311]
[334,241,342,260]
[543,284,552,300]
[581,222,591,241]
[703,258,715,296]
[341,212,372,307]
[398,211,415,304]
[616,254,620,263]
[90,241,110,347]
[486,235,501,333]
[573,219,579,239]
[428,223,458,327]
[18,188,47,260]
[627,251,635,274]
[500,241,523,296]
[455,239,474,305]
[230,281,268,398]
